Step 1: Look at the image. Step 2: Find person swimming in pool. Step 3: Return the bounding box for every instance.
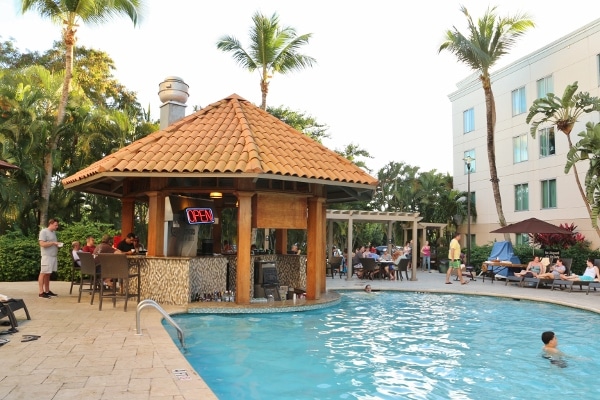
[541,331,567,368]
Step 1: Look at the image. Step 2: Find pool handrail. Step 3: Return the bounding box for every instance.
[136,299,185,348]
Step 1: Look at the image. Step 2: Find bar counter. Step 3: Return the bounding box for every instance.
[132,254,307,305]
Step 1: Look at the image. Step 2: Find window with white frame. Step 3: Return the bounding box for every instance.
[536,76,553,99]
[513,134,528,163]
[512,86,527,116]
[463,150,476,173]
[463,108,474,133]
[539,127,556,157]
[515,183,529,211]
[541,179,557,209]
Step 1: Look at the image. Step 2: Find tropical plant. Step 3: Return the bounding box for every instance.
[216,11,316,110]
[439,6,534,238]
[565,122,600,228]
[527,82,600,236]
[531,223,587,249]
[19,0,144,226]
[0,66,64,234]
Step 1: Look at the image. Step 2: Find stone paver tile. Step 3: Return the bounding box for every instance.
[86,372,131,387]
[128,377,151,391]
[1,382,61,400]
[149,377,182,396]
[53,386,102,400]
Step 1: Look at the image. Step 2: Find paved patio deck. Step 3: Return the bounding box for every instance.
[1,269,600,399]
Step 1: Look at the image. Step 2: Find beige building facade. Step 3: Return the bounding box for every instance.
[450,18,600,248]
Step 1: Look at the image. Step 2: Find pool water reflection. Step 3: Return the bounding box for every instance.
[165,292,600,399]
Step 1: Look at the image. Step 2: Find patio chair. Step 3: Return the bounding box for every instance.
[395,258,410,281]
[77,251,100,304]
[358,257,378,280]
[69,250,81,295]
[327,257,343,279]
[524,258,572,289]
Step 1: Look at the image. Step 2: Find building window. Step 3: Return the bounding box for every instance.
[516,233,530,245]
[463,150,476,173]
[512,86,527,116]
[513,134,528,163]
[463,108,474,133]
[597,54,600,86]
[515,183,529,211]
[539,127,556,157]
[536,76,553,99]
[541,179,557,209]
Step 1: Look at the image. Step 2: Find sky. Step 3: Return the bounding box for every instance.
[1,0,598,175]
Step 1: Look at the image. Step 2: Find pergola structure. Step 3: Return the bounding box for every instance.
[326,211,448,281]
[326,210,422,280]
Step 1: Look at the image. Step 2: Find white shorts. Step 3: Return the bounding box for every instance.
[40,256,58,274]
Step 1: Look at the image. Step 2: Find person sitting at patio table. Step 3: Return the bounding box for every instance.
[514,256,545,278]
[379,249,392,261]
[352,245,365,278]
[535,259,566,280]
[559,258,600,281]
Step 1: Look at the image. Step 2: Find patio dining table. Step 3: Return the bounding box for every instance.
[481,261,527,283]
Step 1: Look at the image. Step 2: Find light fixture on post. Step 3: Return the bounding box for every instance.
[463,156,474,268]
[209,192,222,199]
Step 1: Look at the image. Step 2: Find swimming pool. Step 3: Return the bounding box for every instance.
[165,292,600,399]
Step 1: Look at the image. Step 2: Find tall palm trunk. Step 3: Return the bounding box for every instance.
[481,75,510,241]
[40,26,75,227]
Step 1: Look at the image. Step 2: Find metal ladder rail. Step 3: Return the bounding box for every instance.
[136,299,185,348]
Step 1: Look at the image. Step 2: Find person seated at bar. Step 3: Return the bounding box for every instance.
[116,232,137,255]
[133,236,146,252]
[82,235,96,253]
[92,234,118,288]
[71,241,81,266]
[290,243,301,255]
[222,240,234,254]
[93,235,116,256]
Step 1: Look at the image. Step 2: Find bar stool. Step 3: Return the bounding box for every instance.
[97,254,140,311]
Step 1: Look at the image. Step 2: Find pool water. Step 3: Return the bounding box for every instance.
[165,292,600,399]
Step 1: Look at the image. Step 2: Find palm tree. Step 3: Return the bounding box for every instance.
[527,81,600,237]
[216,11,316,110]
[565,122,600,230]
[19,0,144,226]
[439,6,534,236]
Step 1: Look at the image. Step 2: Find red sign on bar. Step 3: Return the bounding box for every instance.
[185,207,215,224]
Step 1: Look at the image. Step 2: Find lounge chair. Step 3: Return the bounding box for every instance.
[524,258,572,289]
[0,303,17,331]
[0,298,30,327]
[506,258,549,287]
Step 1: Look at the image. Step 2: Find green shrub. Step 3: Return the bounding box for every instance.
[0,232,40,281]
[0,222,118,282]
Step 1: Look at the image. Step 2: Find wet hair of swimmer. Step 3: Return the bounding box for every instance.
[541,331,555,344]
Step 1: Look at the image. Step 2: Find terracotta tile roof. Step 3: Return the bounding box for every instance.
[62,94,377,188]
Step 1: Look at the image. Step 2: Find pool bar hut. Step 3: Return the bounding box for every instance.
[62,77,378,305]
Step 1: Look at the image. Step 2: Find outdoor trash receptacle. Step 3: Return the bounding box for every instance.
[438,259,449,273]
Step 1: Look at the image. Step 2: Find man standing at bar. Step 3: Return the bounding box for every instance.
[38,219,61,298]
